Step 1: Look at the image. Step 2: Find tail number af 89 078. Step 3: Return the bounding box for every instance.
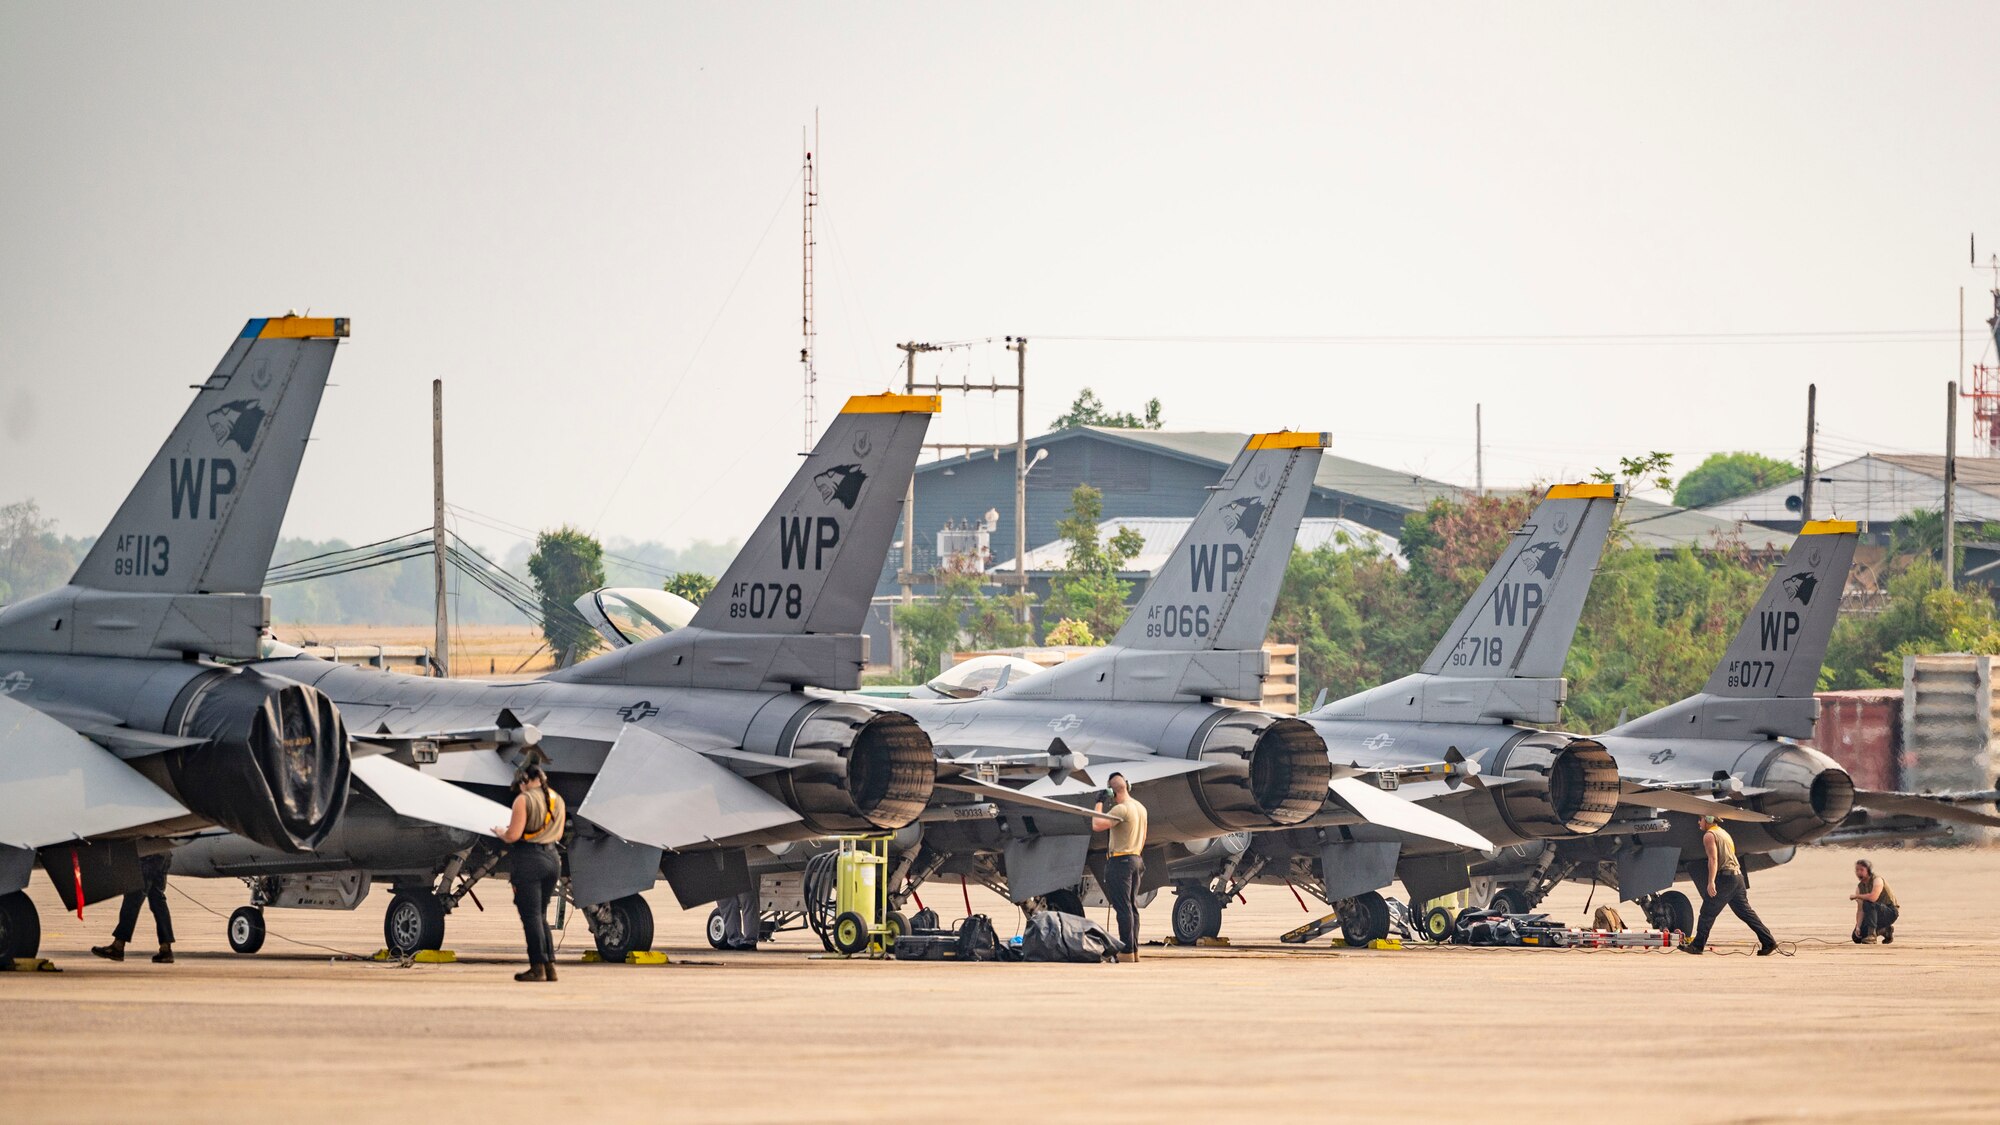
[728,581,802,620]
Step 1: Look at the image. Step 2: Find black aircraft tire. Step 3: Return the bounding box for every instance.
[1489,887,1533,916]
[705,907,730,950]
[0,890,39,961]
[832,911,872,956]
[1339,891,1392,946]
[1651,890,1695,937]
[1171,887,1223,945]
[227,906,267,955]
[383,891,447,956]
[593,894,655,961]
[1043,888,1086,918]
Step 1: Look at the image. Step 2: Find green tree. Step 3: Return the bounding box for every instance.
[892,569,1035,677]
[1590,451,1675,497]
[1672,452,1800,509]
[1044,618,1100,646]
[1042,484,1146,639]
[1822,559,2000,689]
[1269,532,1426,707]
[528,526,607,667]
[1049,388,1163,430]
[663,571,715,605]
[0,500,83,603]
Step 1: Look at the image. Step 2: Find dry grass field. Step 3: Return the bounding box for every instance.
[3,845,1995,1123]
[268,623,554,677]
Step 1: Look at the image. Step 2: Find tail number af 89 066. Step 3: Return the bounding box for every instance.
[1144,603,1211,639]
[728,581,802,620]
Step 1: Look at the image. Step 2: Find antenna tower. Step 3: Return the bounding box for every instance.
[1964,246,2000,456]
[801,128,818,451]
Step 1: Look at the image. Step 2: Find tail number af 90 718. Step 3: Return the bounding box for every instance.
[728,581,802,620]
[1144,604,1211,639]
[1450,635,1505,667]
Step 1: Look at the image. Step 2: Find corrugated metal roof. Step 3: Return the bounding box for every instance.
[1620,495,1794,551]
[1073,427,1469,513]
[1697,454,2000,526]
[995,516,1402,575]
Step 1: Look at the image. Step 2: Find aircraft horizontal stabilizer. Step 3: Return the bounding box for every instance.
[1853,790,2000,829]
[1328,776,1495,850]
[1618,780,1773,822]
[579,725,803,850]
[0,695,190,848]
[349,755,513,836]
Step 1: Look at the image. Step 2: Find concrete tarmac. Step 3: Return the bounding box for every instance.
[3,845,1994,1123]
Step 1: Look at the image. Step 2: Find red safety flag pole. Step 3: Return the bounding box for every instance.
[71,848,85,920]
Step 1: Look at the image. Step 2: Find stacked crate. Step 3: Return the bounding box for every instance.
[1902,654,1999,845]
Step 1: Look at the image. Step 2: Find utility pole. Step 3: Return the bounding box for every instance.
[431,379,449,678]
[1945,381,1959,591]
[1800,383,1817,523]
[894,342,940,672]
[1475,403,1484,498]
[801,139,818,451]
[1009,336,1030,624]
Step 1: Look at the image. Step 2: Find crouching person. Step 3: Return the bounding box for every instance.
[1850,858,1899,944]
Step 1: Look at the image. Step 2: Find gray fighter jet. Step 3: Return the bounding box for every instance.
[0,315,356,962]
[1162,483,1631,943]
[708,432,1497,945]
[1473,519,2000,934]
[176,393,945,958]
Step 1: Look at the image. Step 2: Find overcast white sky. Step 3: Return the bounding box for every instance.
[4,2,1997,554]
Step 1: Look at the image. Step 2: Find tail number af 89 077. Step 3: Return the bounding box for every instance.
[728,581,802,620]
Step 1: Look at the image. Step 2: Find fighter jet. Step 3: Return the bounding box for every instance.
[0,315,357,963]
[1475,520,2000,935]
[176,394,944,959]
[1163,483,1629,945]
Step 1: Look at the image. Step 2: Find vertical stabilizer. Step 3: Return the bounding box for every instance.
[71,316,347,595]
[1420,483,1621,679]
[1115,431,1329,651]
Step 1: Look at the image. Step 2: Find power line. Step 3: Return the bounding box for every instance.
[1031,329,1957,347]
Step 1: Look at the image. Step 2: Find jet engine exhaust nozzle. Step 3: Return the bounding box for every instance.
[777,703,935,834]
[1191,713,1332,831]
[163,669,351,853]
[1751,746,1854,843]
[1494,736,1620,839]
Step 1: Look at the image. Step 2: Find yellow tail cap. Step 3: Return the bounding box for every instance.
[256,316,349,339]
[1799,519,1859,535]
[1247,431,1331,450]
[1545,482,1617,499]
[841,393,942,415]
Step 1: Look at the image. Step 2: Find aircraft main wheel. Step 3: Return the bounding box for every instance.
[705,907,730,950]
[1043,888,1086,917]
[383,891,447,956]
[832,911,872,955]
[1171,887,1223,945]
[593,894,654,961]
[227,906,267,955]
[1648,890,1695,936]
[1421,906,1455,944]
[1338,891,1391,946]
[0,890,40,961]
[1489,887,1533,916]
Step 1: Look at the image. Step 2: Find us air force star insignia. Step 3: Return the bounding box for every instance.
[1362,732,1394,751]
[852,431,873,458]
[617,701,660,722]
[1048,713,1082,734]
[0,670,32,695]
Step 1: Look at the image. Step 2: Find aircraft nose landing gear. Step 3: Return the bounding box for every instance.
[384,890,448,957]
[227,906,267,954]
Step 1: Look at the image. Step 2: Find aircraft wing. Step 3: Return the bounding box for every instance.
[1853,789,2000,829]
[1618,780,1773,822]
[0,694,191,849]
[579,725,803,850]
[1328,776,1495,850]
[349,755,513,837]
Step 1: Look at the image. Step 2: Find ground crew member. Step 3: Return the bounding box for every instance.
[720,887,760,951]
[493,764,566,982]
[1850,858,1898,944]
[1682,814,1776,956]
[90,852,175,964]
[1090,772,1148,962]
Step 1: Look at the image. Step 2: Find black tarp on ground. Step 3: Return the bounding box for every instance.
[1021,910,1116,963]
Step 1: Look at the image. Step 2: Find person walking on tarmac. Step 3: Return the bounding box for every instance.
[1850,858,1899,944]
[493,764,566,982]
[1682,813,1777,956]
[91,852,175,964]
[1090,772,1148,963]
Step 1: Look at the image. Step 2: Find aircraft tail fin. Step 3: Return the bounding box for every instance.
[551,394,936,690]
[1314,482,1619,724]
[1113,431,1328,651]
[1613,520,1857,741]
[71,316,347,595]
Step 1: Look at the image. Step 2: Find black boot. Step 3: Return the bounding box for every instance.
[514,962,547,982]
[91,940,126,962]
[543,961,557,982]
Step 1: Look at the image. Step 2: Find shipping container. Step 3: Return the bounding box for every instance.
[1810,689,1903,792]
